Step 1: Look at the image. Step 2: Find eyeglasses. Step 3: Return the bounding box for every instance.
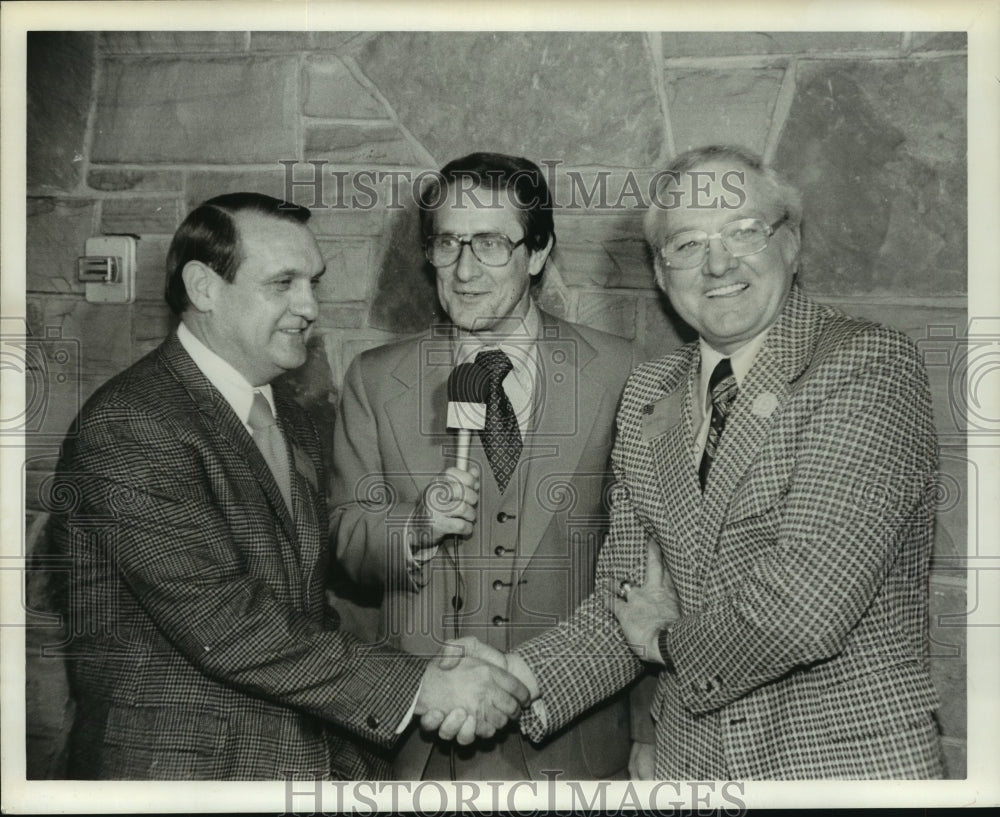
[658,215,789,269]
[424,233,528,268]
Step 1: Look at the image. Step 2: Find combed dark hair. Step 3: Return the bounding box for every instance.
[643,145,803,249]
[418,152,555,254]
[165,192,311,315]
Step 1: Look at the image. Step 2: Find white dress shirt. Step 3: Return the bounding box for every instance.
[177,321,278,432]
[452,302,542,436]
[692,331,769,466]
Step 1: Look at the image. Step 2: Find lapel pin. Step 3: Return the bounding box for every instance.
[751,392,779,418]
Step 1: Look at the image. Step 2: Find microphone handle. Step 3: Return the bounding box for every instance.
[450,427,472,774]
[455,428,472,471]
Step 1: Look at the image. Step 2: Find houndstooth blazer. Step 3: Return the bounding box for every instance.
[51,332,427,780]
[516,286,944,779]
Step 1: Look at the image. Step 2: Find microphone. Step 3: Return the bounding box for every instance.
[446,360,490,470]
[445,360,490,774]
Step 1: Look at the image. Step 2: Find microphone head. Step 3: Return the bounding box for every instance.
[447,361,490,430]
[447,361,491,402]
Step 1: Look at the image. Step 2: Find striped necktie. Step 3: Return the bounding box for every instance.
[698,358,738,491]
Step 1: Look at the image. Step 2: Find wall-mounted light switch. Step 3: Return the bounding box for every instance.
[77,235,137,303]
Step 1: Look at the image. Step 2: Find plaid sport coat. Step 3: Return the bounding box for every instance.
[516,287,944,779]
[51,332,426,780]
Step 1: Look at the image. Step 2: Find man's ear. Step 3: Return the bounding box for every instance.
[778,225,801,273]
[181,261,220,313]
[527,235,554,278]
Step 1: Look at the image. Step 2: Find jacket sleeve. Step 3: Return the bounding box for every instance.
[515,369,650,741]
[60,396,427,748]
[664,328,938,713]
[329,354,425,590]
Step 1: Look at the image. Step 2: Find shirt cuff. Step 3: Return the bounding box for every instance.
[396,679,422,734]
[656,626,675,672]
[404,508,439,564]
[528,698,548,731]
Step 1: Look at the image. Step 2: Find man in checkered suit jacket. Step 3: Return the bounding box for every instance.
[485,147,945,778]
[51,193,528,780]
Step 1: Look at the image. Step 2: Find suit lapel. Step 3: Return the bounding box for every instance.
[515,316,600,568]
[274,390,319,578]
[158,335,302,582]
[693,287,824,587]
[644,349,703,572]
[383,331,455,485]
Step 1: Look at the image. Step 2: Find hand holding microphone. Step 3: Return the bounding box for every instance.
[413,361,490,548]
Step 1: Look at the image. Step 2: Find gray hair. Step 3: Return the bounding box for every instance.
[643,145,803,249]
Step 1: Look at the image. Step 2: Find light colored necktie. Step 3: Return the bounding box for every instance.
[699,358,738,491]
[476,349,522,494]
[248,391,293,513]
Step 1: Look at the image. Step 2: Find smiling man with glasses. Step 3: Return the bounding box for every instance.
[329,152,637,780]
[503,145,945,779]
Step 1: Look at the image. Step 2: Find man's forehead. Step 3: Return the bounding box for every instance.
[433,185,525,229]
[229,210,322,274]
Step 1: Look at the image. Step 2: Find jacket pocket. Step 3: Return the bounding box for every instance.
[819,661,939,743]
[100,704,228,778]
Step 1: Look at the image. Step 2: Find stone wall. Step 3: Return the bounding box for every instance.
[23,31,968,778]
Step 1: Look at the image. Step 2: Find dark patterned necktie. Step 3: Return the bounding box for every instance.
[248,391,293,513]
[476,349,522,493]
[698,358,738,491]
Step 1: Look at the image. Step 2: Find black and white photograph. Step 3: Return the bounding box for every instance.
[2,0,997,812]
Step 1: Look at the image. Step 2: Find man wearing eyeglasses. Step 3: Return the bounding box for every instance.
[329,152,636,780]
[497,145,944,778]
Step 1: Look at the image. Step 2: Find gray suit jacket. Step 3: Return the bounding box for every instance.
[330,310,635,779]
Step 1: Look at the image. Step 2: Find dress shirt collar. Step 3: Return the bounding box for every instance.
[177,321,276,430]
[697,330,769,415]
[452,302,541,434]
[452,300,541,387]
[690,330,769,466]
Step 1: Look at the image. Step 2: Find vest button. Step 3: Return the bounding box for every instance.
[492,615,508,626]
[492,579,505,590]
[451,595,463,611]
[494,545,506,557]
[497,511,514,522]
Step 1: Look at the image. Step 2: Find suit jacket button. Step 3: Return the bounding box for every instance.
[451,595,463,611]
[366,714,379,730]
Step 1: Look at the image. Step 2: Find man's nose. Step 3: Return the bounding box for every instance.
[291,280,319,320]
[704,236,737,276]
[453,243,481,282]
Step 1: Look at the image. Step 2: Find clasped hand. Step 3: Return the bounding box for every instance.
[611,538,680,665]
[415,637,530,745]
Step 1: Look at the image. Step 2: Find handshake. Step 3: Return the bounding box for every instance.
[413,637,539,745]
